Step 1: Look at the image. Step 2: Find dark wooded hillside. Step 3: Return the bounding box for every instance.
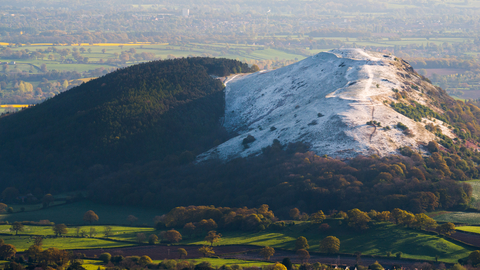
[0,57,253,192]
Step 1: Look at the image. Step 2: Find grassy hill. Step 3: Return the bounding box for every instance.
[0,219,473,264]
[182,220,473,263]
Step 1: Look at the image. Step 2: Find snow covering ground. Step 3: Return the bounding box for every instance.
[197,49,450,161]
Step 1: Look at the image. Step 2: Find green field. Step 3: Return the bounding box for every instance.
[0,235,133,252]
[0,218,470,263]
[429,211,480,225]
[182,220,473,263]
[82,260,105,270]
[456,226,480,234]
[0,224,155,241]
[156,258,275,268]
[0,200,162,225]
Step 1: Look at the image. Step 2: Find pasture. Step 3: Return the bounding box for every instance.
[456,226,480,234]
[0,200,162,225]
[182,220,474,263]
[165,258,275,268]
[429,211,480,225]
[0,217,472,263]
[0,235,132,252]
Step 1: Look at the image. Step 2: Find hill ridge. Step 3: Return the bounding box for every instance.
[198,49,454,161]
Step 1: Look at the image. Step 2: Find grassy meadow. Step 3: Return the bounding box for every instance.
[182,220,472,263]
[82,260,106,270]
[0,235,132,252]
[157,258,275,268]
[456,226,480,234]
[0,213,473,263]
[0,200,162,225]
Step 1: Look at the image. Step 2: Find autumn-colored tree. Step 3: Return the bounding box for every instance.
[183,222,196,237]
[0,244,16,259]
[295,236,309,250]
[40,247,70,266]
[204,230,222,246]
[273,263,287,270]
[347,208,371,230]
[178,248,188,259]
[376,211,391,222]
[197,219,217,232]
[289,208,300,220]
[369,261,384,270]
[310,210,326,224]
[0,203,7,213]
[42,194,54,207]
[83,210,99,224]
[198,246,215,257]
[26,244,43,262]
[427,141,439,152]
[139,255,153,265]
[148,234,158,245]
[259,246,275,260]
[469,250,480,265]
[319,236,340,253]
[391,208,408,224]
[296,249,310,263]
[413,213,437,230]
[10,222,24,235]
[437,222,456,235]
[127,215,138,225]
[164,229,182,243]
[52,224,68,236]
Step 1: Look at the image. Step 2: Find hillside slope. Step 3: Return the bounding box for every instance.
[199,49,454,161]
[0,57,253,192]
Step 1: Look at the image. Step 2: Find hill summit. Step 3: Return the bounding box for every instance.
[199,49,454,161]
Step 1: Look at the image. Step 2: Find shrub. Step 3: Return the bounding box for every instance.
[270,221,286,230]
[396,122,408,130]
[242,135,256,147]
[319,223,330,231]
[99,253,111,264]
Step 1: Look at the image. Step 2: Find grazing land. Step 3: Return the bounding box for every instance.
[0,235,131,252]
[0,200,162,225]
[183,221,473,263]
[430,211,480,225]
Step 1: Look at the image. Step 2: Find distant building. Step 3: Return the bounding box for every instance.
[182,9,189,18]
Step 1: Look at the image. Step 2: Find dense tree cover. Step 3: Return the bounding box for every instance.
[89,139,473,215]
[158,205,276,232]
[0,57,252,193]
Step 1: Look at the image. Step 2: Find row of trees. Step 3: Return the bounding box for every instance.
[158,205,276,232]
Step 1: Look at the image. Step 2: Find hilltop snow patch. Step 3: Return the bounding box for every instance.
[198,49,450,161]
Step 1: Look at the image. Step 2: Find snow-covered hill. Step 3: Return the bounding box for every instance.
[198,49,453,161]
